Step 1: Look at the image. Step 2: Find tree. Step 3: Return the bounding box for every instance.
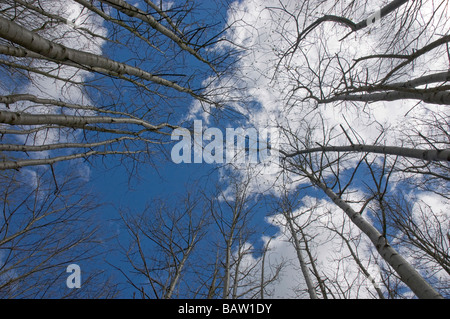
[116,173,284,299]
[205,171,283,299]
[1,0,448,300]
[116,191,209,299]
[215,0,448,298]
[272,181,321,299]
[0,166,118,298]
[279,129,444,298]
[387,194,450,295]
[270,0,449,299]
[0,0,226,171]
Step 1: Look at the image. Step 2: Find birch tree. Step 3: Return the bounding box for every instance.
[279,145,444,298]
[272,0,450,162]
[386,194,450,295]
[269,172,392,299]
[174,0,449,299]
[207,174,261,299]
[0,0,225,171]
[273,184,321,299]
[255,0,449,298]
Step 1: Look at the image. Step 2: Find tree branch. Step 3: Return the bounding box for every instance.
[281,144,450,162]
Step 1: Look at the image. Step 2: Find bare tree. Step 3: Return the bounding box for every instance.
[203,171,284,299]
[269,170,391,299]
[206,173,260,299]
[272,0,450,166]
[272,182,321,299]
[278,132,445,299]
[387,194,450,295]
[2,0,448,301]
[0,0,227,171]
[246,0,450,299]
[117,191,209,299]
[0,166,118,298]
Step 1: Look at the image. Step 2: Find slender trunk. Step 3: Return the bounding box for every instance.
[319,90,450,106]
[306,173,443,299]
[223,239,232,299]
[231,241,244,299]
[0,16,207,100]
[299,227,328,298]
[285,214,319,299]
[260,239,269,299]
[165,245,194,299]
[0,137,139,153]
[299,0,409,41]
[0,150,143,170]
[387,71,450,88]
[354,0,410,31]
[207,250,221,299]
[0,110,170,130]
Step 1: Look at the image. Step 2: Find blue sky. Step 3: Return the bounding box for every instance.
[71,1,282,296]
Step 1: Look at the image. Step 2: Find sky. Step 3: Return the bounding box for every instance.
[0,0,449,299]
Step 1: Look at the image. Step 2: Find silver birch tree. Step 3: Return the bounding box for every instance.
[0,0,225,171]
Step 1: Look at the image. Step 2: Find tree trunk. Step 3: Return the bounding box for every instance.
[307,173,443,299]
[285,215,319,299]
[0,16,204,99]
[319,90,450,106]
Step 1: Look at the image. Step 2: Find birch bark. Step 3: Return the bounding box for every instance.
[0,16,209,101]
[306,172,444,299]
[282,145,450,162]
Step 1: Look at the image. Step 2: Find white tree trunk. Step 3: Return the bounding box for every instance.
[223,239,232,299]
[0,16,209,101]
[307,173,443,299]
[285,215,319,299]
[165,244,194,299]
[0,109,170,131]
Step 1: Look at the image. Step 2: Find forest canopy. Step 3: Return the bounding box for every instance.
[0,0,448,299]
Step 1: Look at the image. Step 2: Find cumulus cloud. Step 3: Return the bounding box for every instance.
[213,0,450,150]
